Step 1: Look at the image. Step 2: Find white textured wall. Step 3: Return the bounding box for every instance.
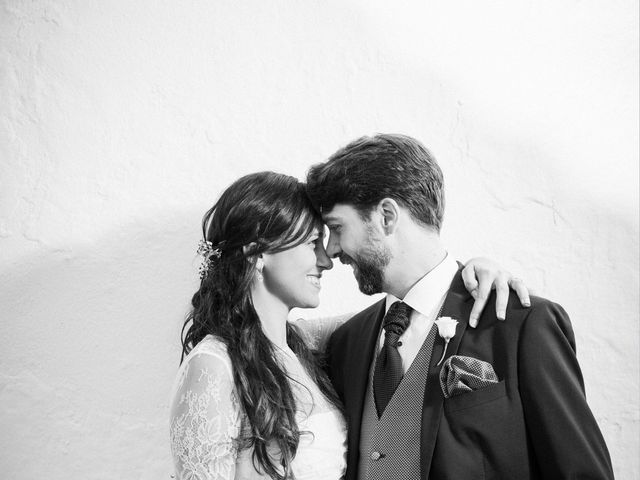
[1,1,637,478]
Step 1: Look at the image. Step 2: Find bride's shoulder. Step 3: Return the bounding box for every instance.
[170,335,235,404]
[183,335,232,370]
[193,334,228,355]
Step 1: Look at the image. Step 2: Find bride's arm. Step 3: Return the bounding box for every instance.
[295,258,531,347]
[170,351,240,480]
[294,313,354,352]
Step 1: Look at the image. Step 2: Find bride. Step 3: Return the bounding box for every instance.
[169,171,528,480]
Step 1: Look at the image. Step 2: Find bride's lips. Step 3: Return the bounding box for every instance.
[306,274,322,288]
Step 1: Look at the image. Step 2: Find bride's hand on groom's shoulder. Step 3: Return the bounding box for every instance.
[462,258,531,328]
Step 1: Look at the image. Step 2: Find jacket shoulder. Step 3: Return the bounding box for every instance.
[519,294,576,347]
[486,290,571,327]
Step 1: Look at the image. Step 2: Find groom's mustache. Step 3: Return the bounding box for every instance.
[339,254,355,266]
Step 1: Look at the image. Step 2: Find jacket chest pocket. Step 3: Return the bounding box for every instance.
[443,380,506,413]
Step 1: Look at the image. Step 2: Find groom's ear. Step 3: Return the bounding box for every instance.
[377,198,400,235]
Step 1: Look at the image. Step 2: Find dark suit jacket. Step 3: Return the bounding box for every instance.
[327,268,614,480]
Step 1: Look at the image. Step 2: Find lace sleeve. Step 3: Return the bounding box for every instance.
[170,350,242,480]
[294,313,354,352]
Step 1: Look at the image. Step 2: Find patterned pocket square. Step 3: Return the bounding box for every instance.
[439,355,499,399]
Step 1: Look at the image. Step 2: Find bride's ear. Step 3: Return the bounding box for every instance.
[242,242,260,257]
[243,243,265,282]
[242,243,265,267]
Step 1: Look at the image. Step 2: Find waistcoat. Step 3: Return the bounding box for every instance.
[358,324,438,480]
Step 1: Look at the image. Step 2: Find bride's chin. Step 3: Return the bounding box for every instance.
[305,296,320,309]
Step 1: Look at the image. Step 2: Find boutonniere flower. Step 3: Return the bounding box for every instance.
[435,317,458,366]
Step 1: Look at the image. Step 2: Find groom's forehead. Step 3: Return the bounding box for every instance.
[321,203,360,223]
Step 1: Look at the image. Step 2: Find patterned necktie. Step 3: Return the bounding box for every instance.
[373,301,412,418]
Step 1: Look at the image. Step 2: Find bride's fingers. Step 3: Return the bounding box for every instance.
[493,272,511,321]
[461,265,480,299]
[509,277,531,308]
[469,269,492,328]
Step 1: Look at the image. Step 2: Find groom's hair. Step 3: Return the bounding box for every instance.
[306,133,445,231]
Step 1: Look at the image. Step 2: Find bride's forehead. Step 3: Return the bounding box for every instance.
[309,227,321,237]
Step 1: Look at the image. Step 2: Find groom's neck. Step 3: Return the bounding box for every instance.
[383,228,446,299]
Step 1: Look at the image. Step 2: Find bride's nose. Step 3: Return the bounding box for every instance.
[316,243,333,271]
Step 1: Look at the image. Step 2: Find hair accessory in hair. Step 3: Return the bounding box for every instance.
[197,239,222,279]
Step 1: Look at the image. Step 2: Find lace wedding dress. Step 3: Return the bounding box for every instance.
[169,315,350,480]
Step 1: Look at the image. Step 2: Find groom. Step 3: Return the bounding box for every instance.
[306,134,613,480]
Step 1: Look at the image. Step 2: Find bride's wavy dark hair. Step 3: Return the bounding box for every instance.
[181,171,341,480]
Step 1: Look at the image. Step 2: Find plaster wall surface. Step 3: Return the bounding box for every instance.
[1,1,638,478]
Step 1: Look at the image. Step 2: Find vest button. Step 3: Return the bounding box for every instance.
[370,451,382,461]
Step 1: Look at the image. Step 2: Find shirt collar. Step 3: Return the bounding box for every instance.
[385,253,458,317]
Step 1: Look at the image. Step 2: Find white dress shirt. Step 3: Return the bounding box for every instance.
[380,253,459,373]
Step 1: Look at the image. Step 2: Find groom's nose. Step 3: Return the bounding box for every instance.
[325,233,341,258]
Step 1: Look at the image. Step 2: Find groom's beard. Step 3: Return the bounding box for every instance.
[340,245,390,295]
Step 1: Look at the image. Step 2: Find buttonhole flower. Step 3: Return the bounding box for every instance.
[435,317,458,366]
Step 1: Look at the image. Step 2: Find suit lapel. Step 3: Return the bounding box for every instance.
[420,267,473,478]
[344,299,386,478]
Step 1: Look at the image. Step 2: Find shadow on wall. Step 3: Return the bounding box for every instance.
[0,207,205,479]
[1,194,637,479]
